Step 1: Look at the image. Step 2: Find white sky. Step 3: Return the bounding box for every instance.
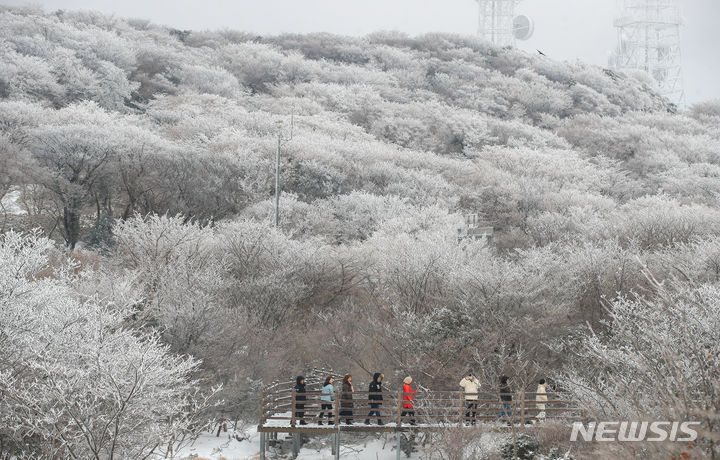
[4,0,719,104]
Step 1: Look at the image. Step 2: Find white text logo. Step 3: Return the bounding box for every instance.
[570,421,700,442]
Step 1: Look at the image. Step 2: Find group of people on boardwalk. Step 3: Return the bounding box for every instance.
[292,371,549,426]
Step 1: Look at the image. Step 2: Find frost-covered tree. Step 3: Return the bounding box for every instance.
[562,276,720,458]
[0,231,215,459]
[112,214,224,353]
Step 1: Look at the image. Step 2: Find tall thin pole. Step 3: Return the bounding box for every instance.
[274,133,281,228]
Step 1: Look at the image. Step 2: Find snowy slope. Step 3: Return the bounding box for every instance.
[174,427,417,460]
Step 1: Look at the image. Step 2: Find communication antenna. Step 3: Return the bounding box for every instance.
[513,14,534,41]
[613,0,684,103]
[475,0,533,47]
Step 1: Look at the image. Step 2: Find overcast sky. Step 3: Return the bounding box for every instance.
[5,0,719,104]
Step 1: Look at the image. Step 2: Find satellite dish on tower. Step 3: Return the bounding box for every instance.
[474,0,532,46]
[512,14,534,40]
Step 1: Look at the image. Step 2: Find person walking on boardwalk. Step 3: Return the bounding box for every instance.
[294,376,307,425]
[319,376,335,425]
[459,371,481,425]
[535,378,548,423]
[401,376,417,425]
[498,375,512,423]
[340,374,354,425]
[365,372,384,425]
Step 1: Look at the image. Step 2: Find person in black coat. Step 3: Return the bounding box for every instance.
[498,375,512,422]
[365,372,384,425]
[340,374,354,425]
[294,376,307,425]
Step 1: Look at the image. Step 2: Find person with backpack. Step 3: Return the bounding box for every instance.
[340,374,354,425]
[459,371,481,425]
[401,376,417,425]
[294,376,307,425]
[318,376,335,425]
[365,373,384,425]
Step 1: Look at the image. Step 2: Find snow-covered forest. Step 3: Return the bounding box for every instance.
[1,4,719,459]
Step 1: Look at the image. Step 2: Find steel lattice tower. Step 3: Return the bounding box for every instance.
[476,0,521,47]
[614,0,684,103]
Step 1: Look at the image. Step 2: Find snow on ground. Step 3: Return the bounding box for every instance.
[0,188,26,215]
[174,428,261,460]
[298,438,414,460]
[174,426,424,460]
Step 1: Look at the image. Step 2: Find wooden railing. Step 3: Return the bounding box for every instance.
[259,385,585,428]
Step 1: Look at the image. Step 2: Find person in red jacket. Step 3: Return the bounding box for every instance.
[401,376,417,425]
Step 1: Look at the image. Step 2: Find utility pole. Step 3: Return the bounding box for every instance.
[274,134,281,228]
[274,114,294,228]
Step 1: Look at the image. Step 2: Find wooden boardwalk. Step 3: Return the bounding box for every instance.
[257,375,585,459]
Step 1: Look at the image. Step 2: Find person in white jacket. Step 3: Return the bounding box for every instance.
[535,378,548,423]
[459,371,481,425]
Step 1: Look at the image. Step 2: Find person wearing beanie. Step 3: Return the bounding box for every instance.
[401,376,417,425]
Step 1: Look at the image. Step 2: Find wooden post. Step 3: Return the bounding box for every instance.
[520,390,526,425]
[397,390,403,426]
[291,390,297,427]
[459,391,464,426]
[259,389,265,426]
[334,388,340,426]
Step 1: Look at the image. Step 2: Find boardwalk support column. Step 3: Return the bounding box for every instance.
[292,433,300,458]
[259,432,266,460]
[333,432,340,460]
[396,431,402,460]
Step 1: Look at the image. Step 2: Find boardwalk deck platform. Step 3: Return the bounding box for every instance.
[257,375,585,459]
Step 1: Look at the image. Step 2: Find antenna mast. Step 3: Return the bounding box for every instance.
[614,0,684,103]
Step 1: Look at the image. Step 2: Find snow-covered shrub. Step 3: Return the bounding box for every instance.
[501,433,540,460]
[611,195,720,249]
[177,64,244,98]
[691,99,720,119]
